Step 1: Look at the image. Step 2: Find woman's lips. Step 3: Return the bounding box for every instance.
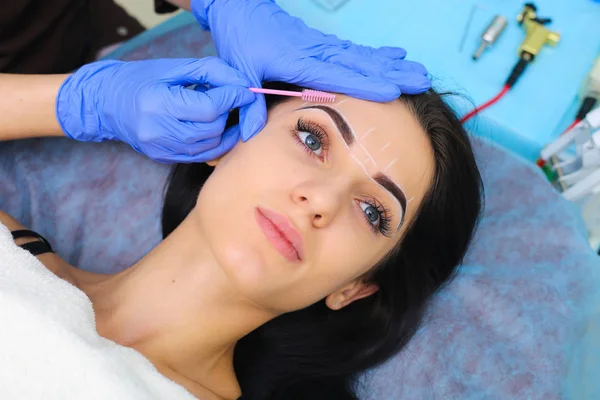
[255,207,304,263]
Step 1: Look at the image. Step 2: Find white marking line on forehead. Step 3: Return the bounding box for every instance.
[332,109,377,167]
[330,109,380,167]
[380,142,390,152]
[334,99,349,106]
[383,158,398,172]
[360,127,376,140]
[407,197,415,203]
[356,142,377,166]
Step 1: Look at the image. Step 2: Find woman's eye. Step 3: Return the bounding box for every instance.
[298,131,323,156]
[359,201,380,227]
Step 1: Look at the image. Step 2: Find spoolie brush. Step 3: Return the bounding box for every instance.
[248,87,336,103]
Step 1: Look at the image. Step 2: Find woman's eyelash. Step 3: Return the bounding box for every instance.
[361,197,393,237]
[291,118,329,160]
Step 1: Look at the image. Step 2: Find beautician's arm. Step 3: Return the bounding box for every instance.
[0,58,255,163]
[163,0,431,142]
[0,74,66,141]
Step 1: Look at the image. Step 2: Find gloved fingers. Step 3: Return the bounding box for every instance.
[179,136,222,156]
[167,85,255,122]
[321,48,429,81]
[316,53,431,95]
[169,113,229,146]
[320,42,406,63]
[375,46,407,59]
[170,123,241,163]
[384,70,431,94]
[238,92,267,141]
[286,60,401,102]
[319,45,393,73]
[160,57,252,88]
[145,134,221,163]
[388,59,429,76]
[357,44,408,60]
[191,124,241,162]
[136,142,180,164]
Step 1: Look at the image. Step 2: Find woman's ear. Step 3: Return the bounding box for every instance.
[206,143,236,166]
[325,279,379,311]
[205,158,220,167]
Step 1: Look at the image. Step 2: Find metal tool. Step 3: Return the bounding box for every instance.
[472,15,508,60]
[458,3,487,52]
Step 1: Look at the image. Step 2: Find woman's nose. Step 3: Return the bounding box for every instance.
[291,181,345,228]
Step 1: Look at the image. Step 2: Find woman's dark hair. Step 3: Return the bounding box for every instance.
[162,83,483,399]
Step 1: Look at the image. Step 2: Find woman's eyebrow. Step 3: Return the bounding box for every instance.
[296,105,354,145]
[374,173,407,226]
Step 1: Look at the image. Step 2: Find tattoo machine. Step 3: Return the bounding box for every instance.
[461,3,560,123]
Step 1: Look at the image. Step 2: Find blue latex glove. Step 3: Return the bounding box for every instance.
[56,57,255,163]
[191,0,431,141]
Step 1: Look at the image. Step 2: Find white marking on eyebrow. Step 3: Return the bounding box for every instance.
[380,142,390,152]
[383,158,398,172]
[349,153,404,231]
[334,99,349,106]
[299,101,310,108]
[360,127,376,140]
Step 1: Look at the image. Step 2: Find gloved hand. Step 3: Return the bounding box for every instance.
[191,0,431,141]
[56,57,255,163]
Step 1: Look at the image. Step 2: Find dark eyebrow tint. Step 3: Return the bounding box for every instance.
[298,105,354,146]
[297,104,407,226]
[374,173,406,225]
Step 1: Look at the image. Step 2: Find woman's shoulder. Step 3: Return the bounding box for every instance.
[0,210,75,282]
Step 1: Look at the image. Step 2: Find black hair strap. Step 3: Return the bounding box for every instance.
[11,229,54,256]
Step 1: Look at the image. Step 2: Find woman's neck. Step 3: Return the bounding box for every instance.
[70,216,275,399]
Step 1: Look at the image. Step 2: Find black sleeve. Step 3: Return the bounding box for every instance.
[154,0,179,14]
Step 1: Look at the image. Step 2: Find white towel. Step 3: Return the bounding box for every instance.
[0,223,197,400]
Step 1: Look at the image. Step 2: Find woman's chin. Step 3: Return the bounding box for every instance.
[213,243,310,314]
[215,244,274,299]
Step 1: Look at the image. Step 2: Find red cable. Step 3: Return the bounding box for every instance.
[561,118,581,136]
[461,85,511,124]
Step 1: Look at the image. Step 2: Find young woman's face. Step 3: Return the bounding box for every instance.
[192,95,434,314]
